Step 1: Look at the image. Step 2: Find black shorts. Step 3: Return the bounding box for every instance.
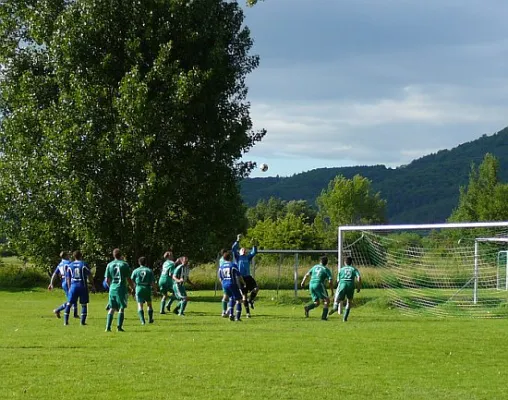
[242,275,257,292]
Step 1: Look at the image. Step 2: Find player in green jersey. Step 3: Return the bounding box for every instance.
[300,256,334,320]
[104,248,135,332]
[159,251,177,314]
[172,256,193,316]
[329,256,361,321]
[131,256,157,325]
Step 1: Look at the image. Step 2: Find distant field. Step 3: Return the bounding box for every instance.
[1,289,508,400]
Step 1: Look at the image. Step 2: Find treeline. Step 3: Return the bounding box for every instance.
[240,153,508,251]
[241,128,508,223]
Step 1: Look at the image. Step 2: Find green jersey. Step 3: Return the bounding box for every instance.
[307,264,333,285]
[131,266,154,287]
[173,264,190,282]
[159,260,176,284]
[338,265,360,284]
[105,259,131,291]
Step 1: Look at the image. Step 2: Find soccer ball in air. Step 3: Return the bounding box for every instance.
[260,163,268,172]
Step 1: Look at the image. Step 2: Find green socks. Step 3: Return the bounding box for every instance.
[344,307,351,321]
[118,312,125,328]
[138,310,145,324]
[106,313,113,331]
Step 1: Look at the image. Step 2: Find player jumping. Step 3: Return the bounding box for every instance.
[232,234,258,318]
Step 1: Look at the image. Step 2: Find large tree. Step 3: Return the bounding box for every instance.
[0,0,264,269]
[314,175,387,248]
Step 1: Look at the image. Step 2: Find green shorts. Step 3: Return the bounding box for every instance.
[108,288,128,310]
[335,282,355,302]
[309,283,329,302]
[173,282,187,300]
[159,280,173,295]
[135,286,152,304]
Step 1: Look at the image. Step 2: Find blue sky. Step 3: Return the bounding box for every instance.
[242,0,508,177]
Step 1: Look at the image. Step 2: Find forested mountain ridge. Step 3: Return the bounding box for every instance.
[240,127,508,223]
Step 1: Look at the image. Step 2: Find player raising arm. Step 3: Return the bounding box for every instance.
[232,234,258,317]
[301,256,334,321]
[218,251,245,321]
[329,256,361,322]
[105,248,135,332]
[131,256,157,325]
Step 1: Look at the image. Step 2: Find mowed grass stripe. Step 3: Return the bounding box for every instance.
[1,290,507,400]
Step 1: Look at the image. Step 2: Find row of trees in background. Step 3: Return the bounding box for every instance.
[241,153,508,251]
[242,175,386,250]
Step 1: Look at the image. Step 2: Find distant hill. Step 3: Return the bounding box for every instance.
[240,127,508,223]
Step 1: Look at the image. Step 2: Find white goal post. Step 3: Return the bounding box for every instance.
[337,221,508,317]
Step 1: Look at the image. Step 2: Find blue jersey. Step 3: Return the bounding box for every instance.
[219,261,241,288]
[53,259,71,287]
[66,260,91,288]
[232,241,257,277]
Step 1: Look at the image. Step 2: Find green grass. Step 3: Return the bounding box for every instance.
[1,289,508,399]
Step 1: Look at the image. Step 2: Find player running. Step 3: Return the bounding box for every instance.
[159,251,177,314]
[300,256,334,321]
[329,256,362,321]
[218,251,245,321]
[131,256,157,325]
[64,251,94,326]
[105,248,135,332]
[48,251,78,319]
[232,234,258,318]
[171,256,193,316]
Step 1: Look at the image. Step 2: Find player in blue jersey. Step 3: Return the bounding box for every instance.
[64,251,95,326]
[218,252,245,321]
[48,252,78,319]
[232,234,258,318]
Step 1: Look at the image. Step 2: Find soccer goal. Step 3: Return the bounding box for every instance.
[338,221,508,318]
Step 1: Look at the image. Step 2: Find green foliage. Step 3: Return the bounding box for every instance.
[246,213,319,250]
[449,153,508,222]
[0,0,264,268]
[241,128,508,223]
[315,174,387,248]
[246,197,316,226]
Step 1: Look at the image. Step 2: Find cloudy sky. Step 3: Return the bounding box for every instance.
[241,0,508,177]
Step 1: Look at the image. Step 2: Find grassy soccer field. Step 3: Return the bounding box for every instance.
[1,289,507,400]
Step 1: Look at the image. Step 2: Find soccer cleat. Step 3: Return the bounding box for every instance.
[246,313,251,318]
[80,322,87,326]
[321,317,328,321]
[105,328,112,332]
[229,315,235,321]
[149,319,154,324]
[249,300,255,309]
[235,318,242,322]
[173,308,179,315]
[64,322,68,326]
[221,312,228,318]
[179,313,185,317]
[53,310,61,319]
[304,306,309,318]
[117,327,125,332]
[160,311,166,315]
